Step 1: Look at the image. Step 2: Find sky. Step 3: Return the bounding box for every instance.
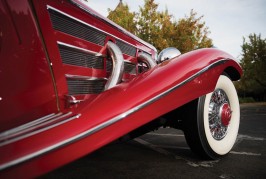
[86,0,266,59]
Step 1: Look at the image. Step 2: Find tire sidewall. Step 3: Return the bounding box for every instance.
[199,75,240,157]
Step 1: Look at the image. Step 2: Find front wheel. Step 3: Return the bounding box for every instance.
[184,75,240,159]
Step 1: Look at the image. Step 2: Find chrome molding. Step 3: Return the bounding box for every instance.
[0,59,227,171]
[57,41,104,57]
[65,74,107,81]
[68,1,157,53]
[47,5,152,55]
[0,113,81,170]
[0,112,80,147]
[0,113,58,141]
[105,41,124,90]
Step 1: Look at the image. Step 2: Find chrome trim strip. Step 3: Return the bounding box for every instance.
[57,41,105,57]
[68,1,157,52]
[47,5,153,55]
[0,112,80,147]
[0,59,227,171]
[65,74,107,81]
[0,113,57,140]
[0,113,81,171]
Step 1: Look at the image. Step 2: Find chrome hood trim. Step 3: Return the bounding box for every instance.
[69,0,157,53]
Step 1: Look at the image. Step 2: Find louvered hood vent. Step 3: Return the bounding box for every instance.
[66,77,106,95]
[48,8,106,46]
[116,40,137,57]
[57,42,106,95]
[47,6,141,96]
[48,8,137,56]
[58,43,104,69]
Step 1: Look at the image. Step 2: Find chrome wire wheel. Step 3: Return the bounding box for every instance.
[208,89,232,140]
[203,75,240,157]
[183,75,240,159]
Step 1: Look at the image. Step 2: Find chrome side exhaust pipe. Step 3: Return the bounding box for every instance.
[105,41,125,90]
[137,52,157,68]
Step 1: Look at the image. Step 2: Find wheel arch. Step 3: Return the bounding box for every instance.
[224,66,241,81]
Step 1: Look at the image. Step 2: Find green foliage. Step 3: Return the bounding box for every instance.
[107,0,213,52]
[174,10,213,53]
[235,33,266,101]
[107,1,137,34]
[137,0,160,44]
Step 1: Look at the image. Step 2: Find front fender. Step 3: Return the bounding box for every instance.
[64,47,243,156]
[1,48,242,177]
[77,48,242,125]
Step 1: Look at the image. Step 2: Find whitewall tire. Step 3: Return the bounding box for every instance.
[184,75,240,159]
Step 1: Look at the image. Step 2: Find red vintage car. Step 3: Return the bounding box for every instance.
[0,0,242,177]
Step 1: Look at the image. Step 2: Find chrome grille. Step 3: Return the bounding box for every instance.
[47,7,140,96]
[58,44,104,69]
[116,40,136,57]
[67,78,106,95]
[48,9,106,46]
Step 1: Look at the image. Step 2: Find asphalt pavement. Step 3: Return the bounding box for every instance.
[43,103,266,179]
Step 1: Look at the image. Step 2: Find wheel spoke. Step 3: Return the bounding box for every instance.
[208,89,231,140]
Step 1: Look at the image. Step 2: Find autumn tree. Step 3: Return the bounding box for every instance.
[136,0,161,46]
[107,0,137,34]
[236,33,266,101]
[154,9,177,51]
[107,0,213,53]
[173,10,212,53]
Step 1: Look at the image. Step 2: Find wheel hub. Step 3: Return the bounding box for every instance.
[208,89,232,140]
[219,103,232,126]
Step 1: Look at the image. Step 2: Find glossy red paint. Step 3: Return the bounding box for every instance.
[0,50,241,178]
[220,103,232,126]
[0,0,58,132]
[0,0,242,178]
[31,0,155,111]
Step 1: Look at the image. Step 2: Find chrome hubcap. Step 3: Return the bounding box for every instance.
[208,89,232,140]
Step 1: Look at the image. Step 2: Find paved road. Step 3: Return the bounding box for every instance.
[43,103,266,179]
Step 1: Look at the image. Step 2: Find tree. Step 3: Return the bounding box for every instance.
[236,33,266,101]
[107,0,213,53]
[173,10,212,53]
[136,0,161,46]
[154,9,177,51]
[107,0,137,34]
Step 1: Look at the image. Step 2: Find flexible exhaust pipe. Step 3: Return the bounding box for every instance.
[138,52,156,69]
[105,41,125,90]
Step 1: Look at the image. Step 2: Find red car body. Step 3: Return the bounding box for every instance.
[0,0,242,178]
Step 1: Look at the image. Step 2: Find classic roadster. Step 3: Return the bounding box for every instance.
[0,0,242,177]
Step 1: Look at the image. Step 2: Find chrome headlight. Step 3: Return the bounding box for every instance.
[157,47,181,63]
